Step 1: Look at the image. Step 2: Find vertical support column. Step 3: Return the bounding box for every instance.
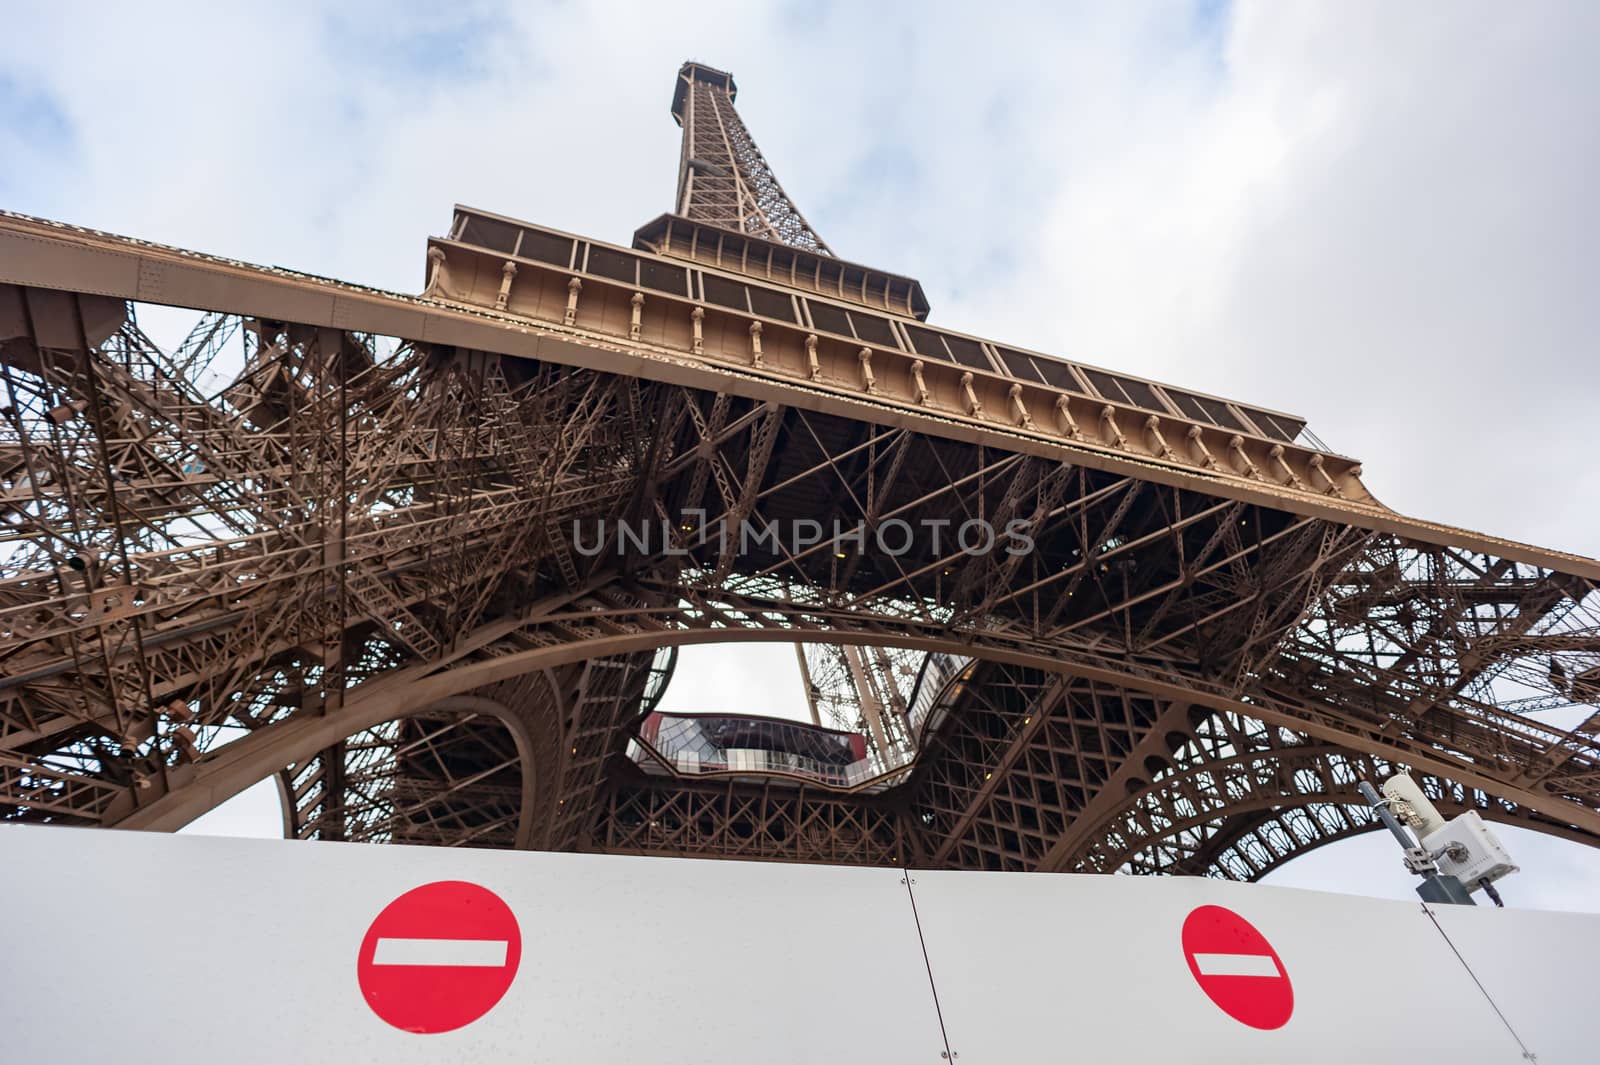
[910,360,930,405]
[564,277,583,326]
[793,645,824,728]
[1187,425,1218,469]
[1099,405,1126,449]
[1229,435,1262,479]
[1009,384,1034,429]
[960,372,984,417]
[495,260,517,311]
[1055,395,1083,440]
[842,646,893,768]
[423,247,446,298]
[1309,455,1346,497]
[1269,444,1305,489]
[1145,415,1175,460]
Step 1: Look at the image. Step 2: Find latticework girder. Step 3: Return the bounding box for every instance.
[2,288,1596,877]
[673,62,833,254]
[795,643,922,772]
[2,61,1598,882]
[909,661,1598,879]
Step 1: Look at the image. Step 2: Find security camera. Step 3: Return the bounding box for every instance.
[1372,773,1519,906]
[1422,810,1519,889]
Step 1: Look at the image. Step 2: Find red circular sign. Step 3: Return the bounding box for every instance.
[357,880,522,1033]
[1181,905,1293,1030]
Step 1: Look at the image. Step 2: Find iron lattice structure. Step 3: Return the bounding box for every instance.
[2,62,1598,883]
[673,63,833,255]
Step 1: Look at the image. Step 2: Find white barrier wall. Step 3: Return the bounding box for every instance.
[904,868,1564,1063]
[1422,903,1597,1063]
[0,825,1593,1064]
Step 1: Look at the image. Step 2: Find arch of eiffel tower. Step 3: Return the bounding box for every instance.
[2,61,1597,878]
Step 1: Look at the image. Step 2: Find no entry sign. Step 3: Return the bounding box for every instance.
[357,880,522,1033]
[1181,905,1294,1030]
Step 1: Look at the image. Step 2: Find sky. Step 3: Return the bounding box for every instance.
[6,1,1598,910]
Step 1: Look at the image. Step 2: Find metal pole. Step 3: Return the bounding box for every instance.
[1357,781,1421,850]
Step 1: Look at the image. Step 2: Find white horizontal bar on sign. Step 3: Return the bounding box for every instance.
[1191,952,1280,978]
[371,937,509,967]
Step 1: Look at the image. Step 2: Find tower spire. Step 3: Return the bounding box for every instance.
[671,61,834,256]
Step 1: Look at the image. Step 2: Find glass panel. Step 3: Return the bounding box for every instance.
[1118,377,1163,410]
[520,229,574,267]
[747,286,796,323]
[904,324,951,360]
[587,246,638,284]
[1027,355,1085,393]
[1251,412,1303,442]
[1082,368,1130,405]
[941,334,993,371]
[1193,395,1243,430]
[996,348,1044,382]
[639,260,688,296]
[702,274,749,312]
[848,311,898,348]
[1166,390,1211,422]
[459,215,518,253]
[808,301,852,337]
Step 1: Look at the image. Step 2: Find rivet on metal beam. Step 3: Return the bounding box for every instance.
[1009,383,1034,429]
[564,276,583,326]
[630,291,645,341]
[1054,395,1083,440]
[690,306,705,354]
[858,347,877,394]
[960,372,983,417]
[804,333,820,379]
[749,320,764,367]
[910,359,931,405]
[1099,405,1126,449]
[495,259,518,311]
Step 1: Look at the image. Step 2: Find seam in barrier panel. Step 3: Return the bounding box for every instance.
[902,873,956,1061]
[1420,904,1537,1062]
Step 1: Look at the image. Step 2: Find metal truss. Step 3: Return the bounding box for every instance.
[284,708,524,848]
[795,643,923,772]
[0,293,655,823]
[673,62,833,254]
[594,770,913,865]
[3,61,1599,884]
[909,662,1597,880]
[3,277,1597,880]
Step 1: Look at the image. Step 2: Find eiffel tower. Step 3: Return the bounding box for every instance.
[1,61,1597,879]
